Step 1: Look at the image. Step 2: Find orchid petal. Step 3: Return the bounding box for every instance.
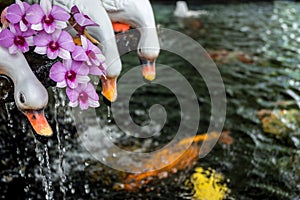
[88,98,100,108]
[40,0,52,16]
[12,24,22,35]
[7,24,15,34]
[47,48,59,59]
[34,31,52,46]
[23,28,36,37]
[89,66,103,76]
[16,0,25,13]
[63,59,72,70]
[67,78,78,89]
[43,22,55,34]
[76,83,86,91]
[74,13,98,27]
[54,20,67,30]
[56,81,67,88]
[70,60,83,73]
[51,29,61,41]
[6,4,22,24]
[69,101,78,107]
[25,36,34,46]
[76,75,90,84]
[87,39,101,54]
[85,83,99,101]
[19,20,28,32]
[8,45,18,54]
[66,87,80,102]
[86,60,92,66]
[51,5,70,21]
[23,2,30,11]
[72,46,88,61]
[49,62,67,82]
[79,100,89,110]
[90,56,100,66]
[100,63,107,71]
[18,43,29,53]
[75,63,89,75]
[58,48,71,59]
[25,4,44,24]
[31,23,43,31]
[19,42,29,53]
[34,46,47,55]
[71,5,80,14]
[0,29,14,48]
[57,31,75,51]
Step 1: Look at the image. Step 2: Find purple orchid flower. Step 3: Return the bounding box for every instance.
[88,62,107,77]
[70,5,98,34]
[6,0,34,33]
[50,59,90,89]
[0,24,33,54]
[34,30,75,60]
[25,0,70,34]
[66,82,100,110]
[72,35,105,66]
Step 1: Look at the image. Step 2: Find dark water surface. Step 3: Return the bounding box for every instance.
[0,2,300,200]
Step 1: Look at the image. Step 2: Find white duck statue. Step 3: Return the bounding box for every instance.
[54,0,122,102]
[101,0,160,82]
[0,45,52,137]
[174,1,208,18]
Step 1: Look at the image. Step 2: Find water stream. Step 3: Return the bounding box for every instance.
[52,88,67,200]
[34,136,53,200]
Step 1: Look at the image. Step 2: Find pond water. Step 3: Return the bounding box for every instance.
[0,1,300,200]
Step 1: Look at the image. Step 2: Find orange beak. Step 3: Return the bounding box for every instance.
[24,110,52,137]
[141,60,156,81]
[112,22,131,32]
[101,76,117,102]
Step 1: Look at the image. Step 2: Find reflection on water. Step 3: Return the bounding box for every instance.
[0,1,300,200]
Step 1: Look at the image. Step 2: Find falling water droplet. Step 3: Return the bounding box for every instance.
[21,122,27,134]
[84,183,90,194]
[24,185,30,193]
[107,106,111,123]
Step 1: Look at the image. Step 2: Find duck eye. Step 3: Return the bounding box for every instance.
[138,48,142,54]
[19,93,26,104]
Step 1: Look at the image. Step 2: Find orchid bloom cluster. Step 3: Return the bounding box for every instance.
[0,0,106,110]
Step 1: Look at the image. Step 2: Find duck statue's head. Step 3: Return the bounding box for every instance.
[0,46,52,137]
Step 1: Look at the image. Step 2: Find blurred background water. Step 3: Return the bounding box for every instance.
[0,1,300,200]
